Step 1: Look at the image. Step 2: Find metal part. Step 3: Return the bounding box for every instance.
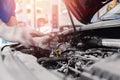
[67,8,76,32]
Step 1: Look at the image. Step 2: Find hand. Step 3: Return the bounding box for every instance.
[33,35,52,49]
[0,23,38,47]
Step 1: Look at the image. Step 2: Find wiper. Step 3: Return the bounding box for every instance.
[101,17,120,21]
[101,13,120,21]
[101,18,116,21]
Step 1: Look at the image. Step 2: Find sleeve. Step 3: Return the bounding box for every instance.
[0,0,16,23]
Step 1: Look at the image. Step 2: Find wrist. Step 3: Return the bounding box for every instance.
[0,23,17,42]
[0,23,7,34]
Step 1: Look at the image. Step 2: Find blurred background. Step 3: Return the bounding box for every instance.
[15,0,81,32]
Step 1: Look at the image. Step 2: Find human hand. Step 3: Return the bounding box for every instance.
[33,35,52,49]
[0,23,40,47]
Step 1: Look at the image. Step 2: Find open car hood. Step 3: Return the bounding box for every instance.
[63,0,112,24]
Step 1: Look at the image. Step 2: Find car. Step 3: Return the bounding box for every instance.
[1,0,120,80]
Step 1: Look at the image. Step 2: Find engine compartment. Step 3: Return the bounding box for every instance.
[2,25,120,80]
[1,23,120,80]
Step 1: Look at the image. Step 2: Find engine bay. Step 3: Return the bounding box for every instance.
[2,26,120,80]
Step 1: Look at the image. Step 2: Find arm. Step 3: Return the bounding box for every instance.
[0,19,36,47]
[6,16,17,26]
[0,0,36,47]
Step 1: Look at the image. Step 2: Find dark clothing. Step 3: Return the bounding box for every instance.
[0,0,15,23]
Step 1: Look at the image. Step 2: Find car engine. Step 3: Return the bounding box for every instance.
[2,28,120,80]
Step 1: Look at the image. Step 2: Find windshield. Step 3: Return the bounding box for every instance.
[101,4,120,20]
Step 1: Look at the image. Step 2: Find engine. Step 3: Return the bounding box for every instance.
[2,32,120,80]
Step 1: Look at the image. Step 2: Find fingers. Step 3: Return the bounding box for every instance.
[17,27,52,48]
[30,31,43,37]
[33,36,51,49]
[18,28,37,48]
[20,37,36,48]
[28,29,43,37]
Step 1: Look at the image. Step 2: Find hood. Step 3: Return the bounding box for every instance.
[63,0,112,24]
